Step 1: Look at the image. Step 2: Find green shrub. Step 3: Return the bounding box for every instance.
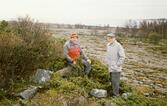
[120,81,133,94]
[90,58,110,83]
[114,94,167,106]
[68,59,85,77]
[0,17,65,92]
[0,20,11,33]
[50,58,67,71]
[49,73,83,95]
[148,44,167,54]
[50,73,106,97]
[148,32,161,44]
[69,77,104,92]
[50,58,111,96]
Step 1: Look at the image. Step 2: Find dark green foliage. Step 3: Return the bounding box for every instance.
[0,17,65,92]
[0,90,5,100]
[148,44,167,54]
[50,58,67,71]
[114,94,167,106]
[148,32,161,44]
[69,58,85,77]
[69,77,104,92]
[124,19,167,45]
[0,20,11,33]
[120,81,133,94]
[90,58,110,83]
[60,58,167,106]
[50,58,111,96]
[98,99,105,106]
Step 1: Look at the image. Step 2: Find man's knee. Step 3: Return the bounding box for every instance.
[66,59,73,65]
[82,59,91,74]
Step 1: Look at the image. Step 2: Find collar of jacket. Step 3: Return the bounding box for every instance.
[108,40,117,46]
[69,40,79,45]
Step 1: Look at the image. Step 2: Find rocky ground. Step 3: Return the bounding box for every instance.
[78,35,167,97]
[8,34,166,106]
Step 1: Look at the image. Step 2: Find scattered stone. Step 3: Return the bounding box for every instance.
[132,80,143,85]
[121,72,126,77]
[18,86,38,100]
[122,92,132,98]
[159,74,167,79]
[132,80,139,85]
[139,81,144,84]
[154,86,167,94]
[90,89,107,98]
[144,79,153,85]
[157,84,163,87]
[150,83,154,87]
[144,93,150,96]
[33,69,53,84]
[121,77,128,81]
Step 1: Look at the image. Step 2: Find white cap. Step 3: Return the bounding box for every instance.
[107,33,115,37]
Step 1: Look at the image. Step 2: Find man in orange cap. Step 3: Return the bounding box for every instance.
[64,32,91,75]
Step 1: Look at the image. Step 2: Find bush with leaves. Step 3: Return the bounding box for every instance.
[0,16,66,92]
[49,58,111,97]
[148,32,161,44]
[89,58,110,83]
[114,93,167,106]
[0,20,11,33]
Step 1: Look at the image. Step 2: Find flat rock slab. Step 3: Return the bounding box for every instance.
[18,86,38,100]
[90,89,107,98]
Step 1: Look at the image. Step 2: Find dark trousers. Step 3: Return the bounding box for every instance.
[66,59,91,75]
[110,72,121,96]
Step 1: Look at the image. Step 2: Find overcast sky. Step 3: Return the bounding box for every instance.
[0,0,167,26]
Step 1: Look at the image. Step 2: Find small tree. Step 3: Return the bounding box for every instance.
[0,16,65,91]
[148,32,161,44]
[0,20,10,33]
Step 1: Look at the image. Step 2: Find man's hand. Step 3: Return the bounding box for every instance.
[87,59,91,64]
[73,61,76,64]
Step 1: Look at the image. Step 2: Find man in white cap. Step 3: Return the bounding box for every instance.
[106,32,125,97]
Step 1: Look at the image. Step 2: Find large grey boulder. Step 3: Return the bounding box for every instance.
[90,89,107,98]
[18,86,38,100]
[33,69,53,84]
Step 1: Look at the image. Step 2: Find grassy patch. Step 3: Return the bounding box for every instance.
[148,45,167,55]
[113,94,167,106]
[49,58,111,96]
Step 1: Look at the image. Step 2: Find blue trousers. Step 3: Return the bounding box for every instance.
[110,72,121,96]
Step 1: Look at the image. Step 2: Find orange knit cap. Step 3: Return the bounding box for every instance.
[70,32,78,38]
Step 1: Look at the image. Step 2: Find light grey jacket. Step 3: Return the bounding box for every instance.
[106,40,125,72]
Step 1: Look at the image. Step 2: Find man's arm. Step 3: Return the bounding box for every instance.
[117,45,125,66]
[80,48,88,60]
[80,49,92,64]
[64,43,73,62]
